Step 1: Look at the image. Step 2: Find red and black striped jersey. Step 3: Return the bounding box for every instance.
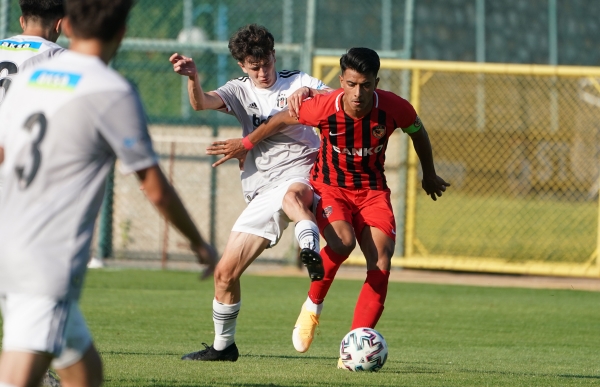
[298,88,420,190]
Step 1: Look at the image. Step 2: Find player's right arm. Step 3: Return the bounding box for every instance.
[136,164,217,278]
[206,109,299,167]
[170,53,225,111]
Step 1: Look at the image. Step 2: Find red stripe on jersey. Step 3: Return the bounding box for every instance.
[298,88,417,190]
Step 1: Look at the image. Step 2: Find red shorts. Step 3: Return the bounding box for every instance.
[312,180,396,241]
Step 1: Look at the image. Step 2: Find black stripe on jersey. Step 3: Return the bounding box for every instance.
[329,114,346,188]
[279,70,301,78]
[362,114,379,190]
[344,114,362,188]
[320,132,331,185]
[375,109,388,190]
[236,76,249,82]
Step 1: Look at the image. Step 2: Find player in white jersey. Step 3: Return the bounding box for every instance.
[0,1,217,386]
[0,0,65,105]
[170,24,331,361]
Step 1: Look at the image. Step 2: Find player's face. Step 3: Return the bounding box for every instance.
[339,69,379,116]
[238,52,277,89]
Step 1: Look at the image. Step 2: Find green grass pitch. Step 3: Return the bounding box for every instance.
[2,269,599,386]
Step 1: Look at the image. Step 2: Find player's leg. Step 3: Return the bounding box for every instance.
[350,189,396,330]
[52,302,101,387]
[281,181,323,280]
[0,351,51,387]
[181,230,269,362]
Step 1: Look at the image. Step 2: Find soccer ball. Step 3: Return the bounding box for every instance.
[339,327,388,372]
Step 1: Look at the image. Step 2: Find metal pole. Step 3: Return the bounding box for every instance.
[181,0,193,120]
[381,0,392,51]
[162,142,176,268]
[549,0,559,132]
[476,0,486,132]
[404,69,421,259]
[282,0,294,70]
[0,0,8,38]
[395,0,415,257]
[301,0,316,74]
[209,120,218,247]
[98,164,115,259]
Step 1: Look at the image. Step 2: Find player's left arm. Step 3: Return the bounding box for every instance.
[407,122,451,201]
[206,109,299,168]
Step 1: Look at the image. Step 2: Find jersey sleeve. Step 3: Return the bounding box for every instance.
[390,94,420,134]
[300,72,328,91]
[97,91,158,174]
[297,93,328,128]
[214,80,244,117]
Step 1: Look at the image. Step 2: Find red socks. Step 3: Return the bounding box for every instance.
[351,270,390,329]
[307,245,347,304]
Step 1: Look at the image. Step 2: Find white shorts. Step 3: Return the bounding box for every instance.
[0,293,92,369]
[232,178,316,248]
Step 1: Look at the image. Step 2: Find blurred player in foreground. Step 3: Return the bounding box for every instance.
[207,47,450,366]
[0,0,216,386]
[170,24,330,362]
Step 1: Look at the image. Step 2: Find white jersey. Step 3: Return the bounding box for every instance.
[0,35,65,104]
[215,70,326,202]
[0,51,158,299]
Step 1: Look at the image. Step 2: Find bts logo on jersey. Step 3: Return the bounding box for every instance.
[276,93,287,109]
[372,125,386,139]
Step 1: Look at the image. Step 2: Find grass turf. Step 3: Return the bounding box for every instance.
[3,268,599,386]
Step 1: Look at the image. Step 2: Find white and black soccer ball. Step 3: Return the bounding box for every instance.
[339,327,388,372]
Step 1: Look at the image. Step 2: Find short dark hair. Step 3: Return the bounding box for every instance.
[228,24,275,63]
[19,0,64,28]
[65,0,133,42]
[340,47,380,78]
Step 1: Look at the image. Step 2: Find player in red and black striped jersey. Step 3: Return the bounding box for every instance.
[208,47,450,359]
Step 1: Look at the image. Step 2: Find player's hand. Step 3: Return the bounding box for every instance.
[170,53,198,77]
[422,175,450,201]
[287,86,311,118]
[206,138,248,169]
[192,241,218,280]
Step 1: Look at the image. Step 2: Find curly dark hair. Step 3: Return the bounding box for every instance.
[19,0,64,28]
[228,24,275,63]
[340,47,380,78]
[65,0,133,42]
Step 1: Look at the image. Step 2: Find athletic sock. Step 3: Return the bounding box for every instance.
[307,245,347,304]
[295,220,320,252]
[212,299,241,351]
[303,296,323,314]
[351,270,390,329]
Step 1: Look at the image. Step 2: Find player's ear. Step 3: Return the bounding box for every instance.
[54,18,63,34]
[338,74,344,87]
[238,62,248,74]
[272,49,276,64]
[19,16,25,31]
[375,77,380,88]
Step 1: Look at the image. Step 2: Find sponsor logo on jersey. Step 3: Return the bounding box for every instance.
[276,93,287,109]
[323,205,333,218]
[372,125,386,139]
[29,70,81,91]
[247,102,258,110]
[332,145,384,156]
[252,114,272,128]
[0,40,42,52]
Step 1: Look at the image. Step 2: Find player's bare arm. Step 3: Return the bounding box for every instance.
[408,126,451,201]
[0,146,4,165]
[287,86,332,118]
[206,110,299,168]
[137,164,217,278]
[169,53,225,111]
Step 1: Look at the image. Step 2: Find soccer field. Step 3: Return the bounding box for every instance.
[2,269,598,386]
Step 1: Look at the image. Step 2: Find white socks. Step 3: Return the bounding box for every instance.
[212,299,241,351]
[304,296,323,314]
[295,220,320,252]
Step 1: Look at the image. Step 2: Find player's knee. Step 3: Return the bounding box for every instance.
[328,237,355,257]
[213,267,238,291]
